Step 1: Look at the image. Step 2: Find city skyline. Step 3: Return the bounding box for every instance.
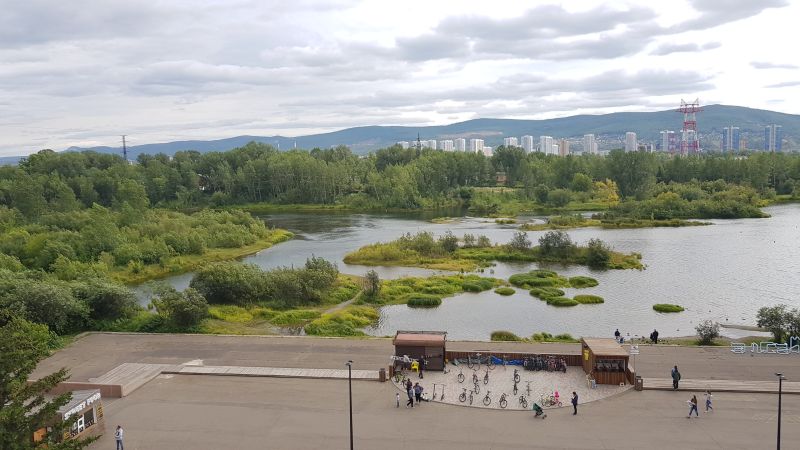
[1,0,799,156]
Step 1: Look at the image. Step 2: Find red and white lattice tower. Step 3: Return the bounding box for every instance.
[677,98,702,155]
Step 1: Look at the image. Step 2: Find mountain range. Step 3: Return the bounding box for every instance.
[2,105,797,164]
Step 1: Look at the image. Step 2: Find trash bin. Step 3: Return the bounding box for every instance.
[634,375,643,391]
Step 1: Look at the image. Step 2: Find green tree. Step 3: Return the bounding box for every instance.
[533,184,550,204]
[757,305,789,342]
[508,231,532,251]
[189,262,266,305]
[151,286,208,329]
[72,280,138,322]
[585,238,612,269]
[606,150,657,199]
[363,270,381,300]
[0,316,96,449]
[570,173,593,192]
[546,189,572,207]
[438,231,459,253]
[695,320,720,345]
[537,231,575,259]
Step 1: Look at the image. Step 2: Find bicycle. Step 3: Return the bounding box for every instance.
[457,367,465,383]
[483,390,492,406]
[499,393,508,409]
[513,368,520,383]
[483,367,489,385]
[518,394,528,409]
[487,354,496,370]
[473,380,480,395]
[472,370,479,385]
[540,394,562,407]
[468,353,481,370]
[459,388,468,403]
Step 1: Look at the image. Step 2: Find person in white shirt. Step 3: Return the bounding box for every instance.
[114,425,124,450]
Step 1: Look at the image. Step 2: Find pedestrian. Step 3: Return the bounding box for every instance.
[414,382,423,404]
[114,425,124,450]
[687,395,699,418]
[704,390,713,412]
[614,329,621,341]
[405,378,413,392]
[652,329,659,344]
[406,387,414,408]
[571,391,578,415]
[671,365,681,390]
[396,392,400,408]
[419,356,425,379]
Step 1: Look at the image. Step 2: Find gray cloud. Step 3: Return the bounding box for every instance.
[752,61,799,69]
[651,41,721,55]
[765,81,800,88]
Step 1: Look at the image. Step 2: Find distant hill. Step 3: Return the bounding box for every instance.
[8,105,799,162]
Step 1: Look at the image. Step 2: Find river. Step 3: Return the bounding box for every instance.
[137,204,800,340]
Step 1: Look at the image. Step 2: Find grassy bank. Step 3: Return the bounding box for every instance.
[489,330,579,343]
[109,229,294,284]
[520,215,711,231]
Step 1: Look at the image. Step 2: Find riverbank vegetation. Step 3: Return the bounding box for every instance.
[344,230,643,271]
[653,304,685,313]
[516,270,604,307]
[489,330,579,343]
[519,213,711,231]
[756,304,800,342]
[494,287,515,296]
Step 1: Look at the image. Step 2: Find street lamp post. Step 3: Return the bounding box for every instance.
[775,372,785,450]
[346,360,354,450]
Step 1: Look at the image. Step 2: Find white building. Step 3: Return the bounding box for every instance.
[482,147,493,157]
[625,132,638,152]
[421,140,436,150]
[660,130,677,153]
[558,139,570,157]
[522,135,534,153]
[539,136,554,154]
[583,134,598,155]
[503,137,519,147]
[440,140,454,151]
[469,138,485,153]
[551,144,559,155]
[397,141,410,149]
[455,138,466,152]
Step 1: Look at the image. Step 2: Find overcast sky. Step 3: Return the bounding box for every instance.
[2,0,799,156]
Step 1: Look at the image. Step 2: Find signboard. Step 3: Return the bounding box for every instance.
[629,345,640,355]
[63,392,101,419]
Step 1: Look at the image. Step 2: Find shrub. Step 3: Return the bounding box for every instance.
[508,231,532,251]
[695,319,720,345]
[407,296,443,308]
[461,282,482,292]
[529,287,565,299]
[438,231,459,253]
[491,330,522,341]
[509,271,569,288]
[653,304,684,313]
[271,309,321,326]
[574,294,604,304]
[585,238,612,269]
[190,262,266,305]
[537,231,576,259]
[568,276,599,288]
[494,287,515,296]
[151,286,209,330]
[545,296,579,307]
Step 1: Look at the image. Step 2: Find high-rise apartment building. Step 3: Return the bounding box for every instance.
[469,138,485,153]
[583,134,597,155]
[397,141,410,149]
[660,130,677,153]
[539,136,554,154]
[764,125,783,151]
[625,132,638,152]
[455,138,466,152]
[424,140,437,150]
[521,135,534,153]
[440,140,454,151]
[558,139,570,157]
[503,137,519,147]
[722,127,740,152]
[482,147,493,157]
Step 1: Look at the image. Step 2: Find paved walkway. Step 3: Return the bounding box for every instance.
[644,377,800,394]
[168,365,379,380]
[88,363,181,397]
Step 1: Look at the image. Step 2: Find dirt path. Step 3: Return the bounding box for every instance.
[322,290,363,314]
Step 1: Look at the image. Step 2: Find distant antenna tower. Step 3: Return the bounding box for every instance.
[416,133,422,150]
[677,99,702,155]
[121,135,128,161]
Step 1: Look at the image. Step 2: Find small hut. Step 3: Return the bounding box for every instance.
[580,338,630,385]
[393,331,447,371]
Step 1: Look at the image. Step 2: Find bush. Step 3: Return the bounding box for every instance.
[363,270,381,299]
[531,332,578,342]
[508,231,532,251]
[528,287,565,299]
[653,304,684,313]
[545,296,579,307]
[407,296,443,308]
[438,231,459,253]
[304,306,379,336]
[494,287,515,296]
[585,238,612,269]
[574,294,604,304]
[190,262,266,305]
[509,270,569,288]
[490,330,522,341]
[461,282,483,292]
[695,319,720,345]
[568,276,598,288]
[547,189,572,207]
[151,286,209,330]
[271,309,321,326]
[537,231,576,258]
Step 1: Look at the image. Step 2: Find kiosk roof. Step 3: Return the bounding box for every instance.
[393,331,446,347]
[581,338,629,357]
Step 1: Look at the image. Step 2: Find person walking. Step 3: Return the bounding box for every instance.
[419,356,425,379]
[671,366,681,390]
[406,387,415,408]
[396,392,400,408]
[114,425,124,450]
[652,329,659,344]
[414,382,423,404]
[704,390,713,412]
[614,329,621,342]
[405,378,413,392]
[571,391,578,415]
[687,395,699,418]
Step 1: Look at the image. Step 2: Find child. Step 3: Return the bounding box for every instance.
[704,390,713,412]
[396,392,400,408]
[687,395,699,418]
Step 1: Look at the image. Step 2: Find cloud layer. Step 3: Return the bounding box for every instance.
[0,0,797,155]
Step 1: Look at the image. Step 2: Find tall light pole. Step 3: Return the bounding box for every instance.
[775,372,785,450]
[346,360,353,450]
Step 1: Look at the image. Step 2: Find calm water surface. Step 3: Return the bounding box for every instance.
[140,205,800,340]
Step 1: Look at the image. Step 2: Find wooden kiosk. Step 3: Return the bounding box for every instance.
[393,331,446,371]
[580,338,630,385]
